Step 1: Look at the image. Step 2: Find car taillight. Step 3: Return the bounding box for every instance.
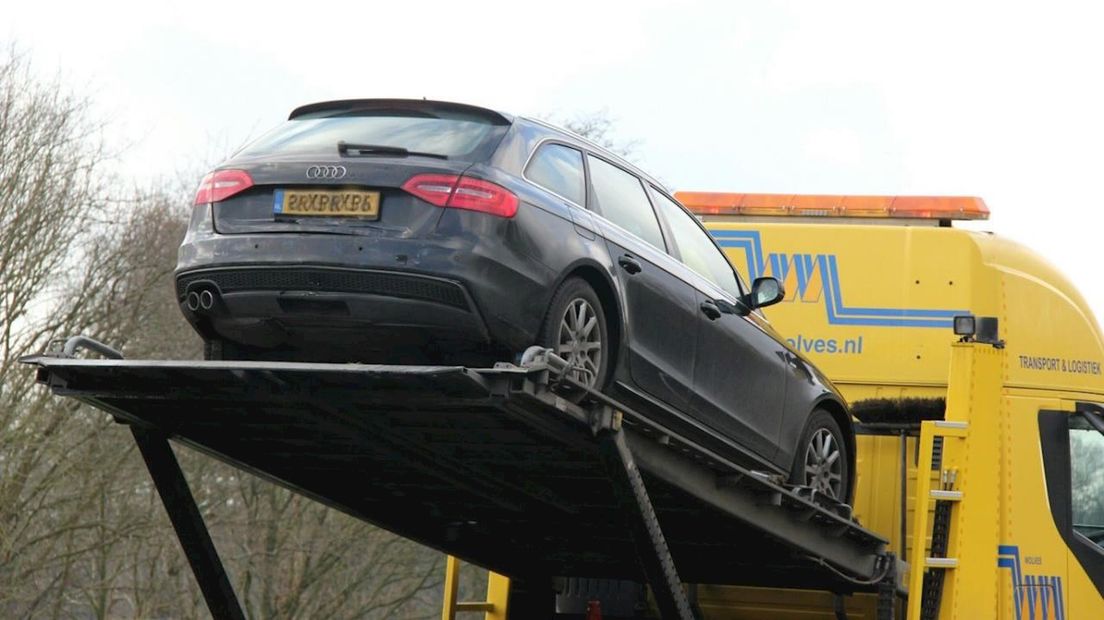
[401,174,456,206]
[194,170,254,205]
[401,173,518,218]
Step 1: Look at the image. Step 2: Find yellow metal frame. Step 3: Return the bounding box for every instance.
[906,342,1004,619]
[441,555,510,620]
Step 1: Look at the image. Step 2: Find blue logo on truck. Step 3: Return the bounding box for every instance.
[711,229,966,328]
[998,545,1064,620]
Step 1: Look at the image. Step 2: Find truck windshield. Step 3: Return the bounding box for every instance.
[1071,413,1104,545]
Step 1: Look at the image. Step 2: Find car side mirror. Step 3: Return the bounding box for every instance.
[745,277,785,310]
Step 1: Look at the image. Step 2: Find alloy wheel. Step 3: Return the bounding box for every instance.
[557,298,602,388]
[803,428,844,499]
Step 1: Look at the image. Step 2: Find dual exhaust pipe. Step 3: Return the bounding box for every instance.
[185,288,217,313]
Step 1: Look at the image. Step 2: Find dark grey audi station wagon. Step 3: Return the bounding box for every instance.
[177,99,854,500]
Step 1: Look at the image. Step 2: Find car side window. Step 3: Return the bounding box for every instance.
[586,155,665,251]
[650,188,742,298]
[525,143,586,206]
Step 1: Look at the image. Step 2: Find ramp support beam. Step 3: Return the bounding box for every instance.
[131,427,246,620]
[598,421,695,620]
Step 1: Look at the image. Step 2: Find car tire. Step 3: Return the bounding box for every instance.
[790,409,851,502]
[539,277,610,400]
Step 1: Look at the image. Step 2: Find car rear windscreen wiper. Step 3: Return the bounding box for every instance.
[337,142,448,159]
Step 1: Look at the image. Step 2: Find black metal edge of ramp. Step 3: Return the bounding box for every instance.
[22,356,502,400]
[627,432,883,577]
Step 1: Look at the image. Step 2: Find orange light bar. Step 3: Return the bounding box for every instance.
[673,192,989,221]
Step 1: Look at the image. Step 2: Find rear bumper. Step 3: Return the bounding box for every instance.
[179,264,489,345]
[176,231,555,359]
[176,266,476,315]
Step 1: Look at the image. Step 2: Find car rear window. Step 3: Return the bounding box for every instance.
[237,109,508,160]
[525,143,586,206]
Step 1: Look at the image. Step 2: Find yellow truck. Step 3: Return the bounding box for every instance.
[443,193,1104,619]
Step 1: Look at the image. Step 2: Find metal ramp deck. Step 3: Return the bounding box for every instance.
[24,341,899,619]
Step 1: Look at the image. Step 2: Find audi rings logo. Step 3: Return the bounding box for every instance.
[306,165,347,179]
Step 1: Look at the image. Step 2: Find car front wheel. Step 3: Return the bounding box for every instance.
[790,409,850,502]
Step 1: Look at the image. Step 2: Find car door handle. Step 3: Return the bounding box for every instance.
[617,255,642,275]
[700,300,722,320]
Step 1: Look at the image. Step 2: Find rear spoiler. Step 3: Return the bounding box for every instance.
[289,98,513,125]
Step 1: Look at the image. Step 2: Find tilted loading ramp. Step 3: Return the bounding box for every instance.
[24,338,899,619]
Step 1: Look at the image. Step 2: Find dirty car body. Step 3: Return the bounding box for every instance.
[176,98,851,480]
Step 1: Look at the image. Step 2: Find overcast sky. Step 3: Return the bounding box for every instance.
[9,1,1104,318]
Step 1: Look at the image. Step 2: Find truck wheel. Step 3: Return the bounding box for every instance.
[539,277,609,400]
[790,409,850,502]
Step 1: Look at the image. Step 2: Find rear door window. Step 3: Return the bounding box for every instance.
[237,109,507,161]
[525,144,586,206]
[650,188,742,298]
[587,155,665,251]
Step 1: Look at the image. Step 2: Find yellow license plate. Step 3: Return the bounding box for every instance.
[274,189,380,219]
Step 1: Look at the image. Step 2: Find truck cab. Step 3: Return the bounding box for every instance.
[675,191,1104,619]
